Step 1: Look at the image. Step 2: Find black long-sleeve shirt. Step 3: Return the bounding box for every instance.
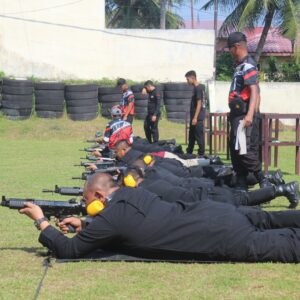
[39,187,257,261]
[147,88,161,116]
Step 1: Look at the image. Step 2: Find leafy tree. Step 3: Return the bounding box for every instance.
[202,0,300,62]
[105,0,184,29]
[216,52,235,81]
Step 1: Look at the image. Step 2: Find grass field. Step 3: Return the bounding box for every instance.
[0,114,300,300]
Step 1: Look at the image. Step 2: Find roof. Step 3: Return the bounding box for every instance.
[245,28,293,55]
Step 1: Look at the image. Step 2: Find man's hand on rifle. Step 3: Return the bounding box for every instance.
[19,202,44,221]
[19,202,50,231]
[92,150,102,158]
[86,164,98,171]
[57,217,82,234]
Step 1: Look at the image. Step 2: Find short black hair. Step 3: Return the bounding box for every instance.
[116,78,126,86]
[144,80,154,87]
[185,70,197,78]
[115,139,130,149]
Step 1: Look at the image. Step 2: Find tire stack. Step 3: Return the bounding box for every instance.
[131,84,148,120]
[163,83,193,123]
[34,82,65,118]
[98,87,121,118]
[65,84,99,121]
[1,78,33,120]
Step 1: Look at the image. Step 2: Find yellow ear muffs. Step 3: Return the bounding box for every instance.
[86,200,105,217]
[123,174,137,188]
[143,155,153,165]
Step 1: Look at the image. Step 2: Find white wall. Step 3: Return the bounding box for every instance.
[208,81,300,125]
[0,0,215,81]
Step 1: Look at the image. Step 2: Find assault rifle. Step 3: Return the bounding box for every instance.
[74,161,115,168]
[81,156,115,162]
[72,167,126,180]
[43,185,83,196]
[1,196,86,232]
[81,147,106,153]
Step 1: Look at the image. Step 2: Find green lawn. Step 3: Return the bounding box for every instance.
[0,114,299,300]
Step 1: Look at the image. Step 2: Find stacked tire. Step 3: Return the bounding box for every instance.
[1,78,33,120]
[34,82,65,118]
[98,87,121,118]
[65,84,98,121]
[164,83,193,123]
[131,84,148,120]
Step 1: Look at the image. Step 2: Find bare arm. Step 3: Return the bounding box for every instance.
[243,84,258,128]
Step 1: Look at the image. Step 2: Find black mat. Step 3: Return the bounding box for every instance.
[55,249,230,264]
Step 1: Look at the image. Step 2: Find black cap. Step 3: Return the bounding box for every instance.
[227,32,247,48]
[116,78,126,87]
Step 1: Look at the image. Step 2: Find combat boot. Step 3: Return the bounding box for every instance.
[274,181,299,209]
[265,169,285,186]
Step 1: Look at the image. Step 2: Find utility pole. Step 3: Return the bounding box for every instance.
[191,0,194,29]
[213,0,218,80]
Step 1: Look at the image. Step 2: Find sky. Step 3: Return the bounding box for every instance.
[174,0,229,21]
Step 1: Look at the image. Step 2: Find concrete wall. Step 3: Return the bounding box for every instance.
[208,81,300,125]
[0,0,215,81]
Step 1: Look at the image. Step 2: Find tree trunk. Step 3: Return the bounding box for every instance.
[254,6,275,63]
[160,0,167,29]
[191,0,194,29]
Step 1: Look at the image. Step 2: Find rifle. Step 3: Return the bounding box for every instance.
[81,156,115,162]
[72,167,126,180]
[81,147,105,153]
[43,185,83,196]
[1,196,86,233]
[74,161,115,168]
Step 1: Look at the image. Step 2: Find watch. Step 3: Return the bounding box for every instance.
[34,217,49,230]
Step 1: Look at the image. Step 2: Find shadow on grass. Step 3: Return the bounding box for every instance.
[0,247,48,256]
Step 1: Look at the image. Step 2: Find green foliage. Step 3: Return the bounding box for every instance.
[261,56,300,82]
[0,70,5,79]
[105,0,184,29]
[216,52,235,81]
[280,59,300,81]
[202,0,300,61]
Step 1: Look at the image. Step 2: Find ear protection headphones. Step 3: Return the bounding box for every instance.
[143,154,153,165]
[86,200,105,217]
[123,167,145,188]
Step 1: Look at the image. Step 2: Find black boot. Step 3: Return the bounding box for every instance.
[254,171,272,188]
[274,182,299,209]
[265,169,285,186]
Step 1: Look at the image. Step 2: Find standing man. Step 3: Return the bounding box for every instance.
[117,78,135,124]
[227,32,268,189]
[143,80,161,143]
[185,70,206,157]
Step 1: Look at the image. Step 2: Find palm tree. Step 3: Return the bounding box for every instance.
[106,0,184,29]
[202,0,300,62]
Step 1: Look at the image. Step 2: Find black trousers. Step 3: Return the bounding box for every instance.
[233,206,300,262]
[144,114,159,143]
[187,120,205,156]
[207,186,276,207]
[229,114,261,176]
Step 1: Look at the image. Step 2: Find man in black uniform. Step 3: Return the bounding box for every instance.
[122,167,299,208]
[227,32,272,191]
[20,173,300,262]
[143,80,161,143]
[185,70,206,157]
